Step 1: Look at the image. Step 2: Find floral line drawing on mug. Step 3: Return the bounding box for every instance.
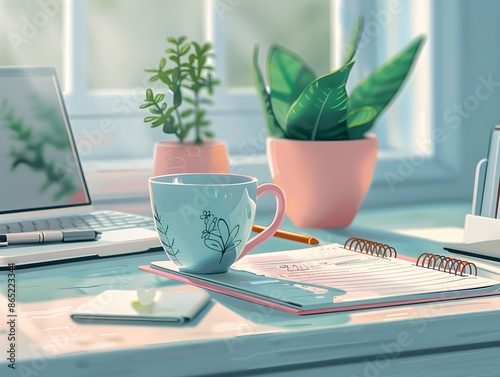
[200,210,242,263]
[154,205,182,265]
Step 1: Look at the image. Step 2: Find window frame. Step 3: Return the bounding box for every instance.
[61,0,465,208]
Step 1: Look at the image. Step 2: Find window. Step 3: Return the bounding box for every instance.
[0,0,63,77]
[2,0,464,207]
[225,0,331,88]
[86,0,204,91]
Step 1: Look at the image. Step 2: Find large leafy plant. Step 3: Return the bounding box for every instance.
[140,36,220,144]
[253,20,426,140]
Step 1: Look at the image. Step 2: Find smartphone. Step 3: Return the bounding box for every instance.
[71,285,211,324]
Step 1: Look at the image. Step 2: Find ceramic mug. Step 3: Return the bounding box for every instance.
[149,173,286,274]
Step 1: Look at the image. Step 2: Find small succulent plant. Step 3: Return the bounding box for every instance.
[253,19,426,141]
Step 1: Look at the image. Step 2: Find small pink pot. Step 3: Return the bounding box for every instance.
[153,140,230,176]
[267,136,378,228]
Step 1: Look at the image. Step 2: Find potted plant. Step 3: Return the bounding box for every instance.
[141,36,229,176]
[253,20,426,228]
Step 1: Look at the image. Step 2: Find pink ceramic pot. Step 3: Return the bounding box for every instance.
[267,135,378,228]
[153,140,230,176]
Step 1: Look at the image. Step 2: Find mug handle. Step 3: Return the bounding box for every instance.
[237,183,286,261]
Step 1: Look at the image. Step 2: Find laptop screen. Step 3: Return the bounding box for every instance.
[0,67,90,215]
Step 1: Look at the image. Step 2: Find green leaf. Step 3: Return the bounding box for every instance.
[206,76,215,94]
[151,115,175,133]
[166,37,177,44]
[252,45,285,138]
[180,44,191,56]
[162,117,176,133]
[347,106,378,139]
[193,41,202,55]
[139,103,153,109]
[158,71,172,85]
[188,66,196,81]
[172,67,180,83]
[154,93,165,103]
[173,87,182,107]
[144,116,157,123]
[146,89,153,101]
[347,35,426,136]
[201,43,212,54]
[195,110,206,123]
[285,62,354,141]
[181,109,193,117]
[204,130,215,138]
[199,98,214,105]
[343,17,364,65]
[169,83,179,93]
[183,97,195,105]
[159,57,167,70]
[165,107,176,117]
[191,83,202,92]
[268,44,316,127]
[152,115,168,128]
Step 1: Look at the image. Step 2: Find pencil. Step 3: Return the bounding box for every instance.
[252,224,319,245]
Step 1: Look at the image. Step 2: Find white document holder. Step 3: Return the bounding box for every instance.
[464,214,500,244]
[450,158,500,262]
[464,156,500,244]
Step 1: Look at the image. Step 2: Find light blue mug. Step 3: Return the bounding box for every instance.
[149,173,286,274]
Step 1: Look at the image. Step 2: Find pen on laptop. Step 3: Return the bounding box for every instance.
[0,230,101,247]
[252,225,319,245]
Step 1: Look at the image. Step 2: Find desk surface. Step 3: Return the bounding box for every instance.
[1,202,499,377]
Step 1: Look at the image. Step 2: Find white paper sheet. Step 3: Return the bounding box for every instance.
[233,244,498,303]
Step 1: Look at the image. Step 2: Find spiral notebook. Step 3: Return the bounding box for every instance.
[139,238,500,315]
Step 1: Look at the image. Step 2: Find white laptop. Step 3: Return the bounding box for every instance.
[0,67,161,268]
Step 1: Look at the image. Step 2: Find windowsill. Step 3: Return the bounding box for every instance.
[82,155,272,203]
[82,159,152,202]
[83,146,472,212]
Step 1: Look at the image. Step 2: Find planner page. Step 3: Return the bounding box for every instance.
[231,244,499,303]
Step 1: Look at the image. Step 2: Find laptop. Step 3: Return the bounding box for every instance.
[0,67,162,268]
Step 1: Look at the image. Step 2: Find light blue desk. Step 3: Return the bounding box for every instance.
[1,202,499,376]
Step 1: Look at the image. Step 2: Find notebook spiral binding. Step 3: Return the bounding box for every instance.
[344,238,478,276]
[344,238,398,258]
[416,253,478,276]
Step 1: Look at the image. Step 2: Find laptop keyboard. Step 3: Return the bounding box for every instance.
[0,211,155,234]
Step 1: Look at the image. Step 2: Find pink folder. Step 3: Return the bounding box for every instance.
[139,238,500,315]
[138,264,500,316]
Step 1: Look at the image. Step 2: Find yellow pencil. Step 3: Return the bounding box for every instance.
[252,224,319,245]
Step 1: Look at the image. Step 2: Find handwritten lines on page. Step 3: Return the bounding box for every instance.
[232,244,497,304]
